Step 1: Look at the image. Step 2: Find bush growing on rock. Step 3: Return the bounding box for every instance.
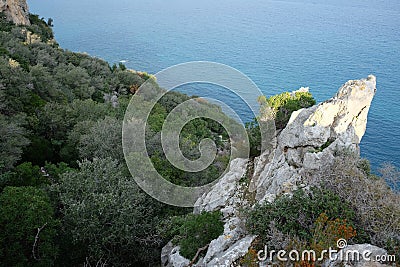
[247,90,316,157]
[246,187,360,247]
[166,211,224,260]
[244,187,363,266]
[309,151,400,258]
[258,90,316,129]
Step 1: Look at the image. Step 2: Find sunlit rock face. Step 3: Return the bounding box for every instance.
[253,75,376,203]
[0,0,30,25]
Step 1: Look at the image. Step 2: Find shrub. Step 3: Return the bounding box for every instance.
[310,213,357,258]
[0,114,30,172]
[10,162,48,188]
[258,91,316,129]
[246,187,357,246]
[247,91,315,156]
[245,119,262,157]
[239,247,259,267]
[0,12,14,32]
[28,14,54,42]
[309,152,400,258]
[0,186,59,266]
[168,211,224,260]
[57,158,164,266]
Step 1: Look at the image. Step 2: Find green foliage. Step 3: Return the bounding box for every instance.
[245,90,315,156]
[246,187,358,245]
[77,116,123,161]
[28,14,54,42]
[55,64,93,99]
[29,64,64,102]
[0,12,14,32]
[0,12,237,266]
[145,92,232,187]
[43,162,72,183]
[148,103,167,132]
[118,62,126,71]
[358,158,371,176]
[57,158,164,265]
[0,162,48,190]
[167,211,224,259]
[0,186,59,266]
[245,119,262,157]
[0,114,30,172]
[259,91,316,129]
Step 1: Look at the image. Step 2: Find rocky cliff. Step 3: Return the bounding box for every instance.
[0,0,30,25]
[162,76,379,266]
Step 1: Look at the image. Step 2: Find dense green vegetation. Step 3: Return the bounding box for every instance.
[1,12,398,267]
[246,187,358,245]
[0,186,59,266]
[164,211,224,260]
[0,14,232,265]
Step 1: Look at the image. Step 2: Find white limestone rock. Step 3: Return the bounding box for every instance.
[163,245,190,267]
[253,75,376,202]
[205,235,256,267]
[194,158,248,213]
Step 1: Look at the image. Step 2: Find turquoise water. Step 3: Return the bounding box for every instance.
[29,0,400,170]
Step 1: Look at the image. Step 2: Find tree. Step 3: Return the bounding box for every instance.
[0,186,58,266]
[55,64,93,99]
[0,162,49,190]
[57,158,164,265]
[0,57,33,114]
[0,114,30,172]
[28,14,54,42]
[29,64,64,101]
[77,116,123,162]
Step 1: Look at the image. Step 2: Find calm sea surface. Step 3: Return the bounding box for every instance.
[29,0,400,170]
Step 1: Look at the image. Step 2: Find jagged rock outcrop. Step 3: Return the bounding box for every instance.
[162,76,378,267]
[252,75,376,203]
[0,0,30,25]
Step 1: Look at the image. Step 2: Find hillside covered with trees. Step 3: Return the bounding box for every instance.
[0,11,399,267]
[0,13,236,265]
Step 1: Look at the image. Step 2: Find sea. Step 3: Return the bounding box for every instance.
[28,0,400,171]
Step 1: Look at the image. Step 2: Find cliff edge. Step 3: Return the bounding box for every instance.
[0,0,30,25]
[162,76,379,267]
